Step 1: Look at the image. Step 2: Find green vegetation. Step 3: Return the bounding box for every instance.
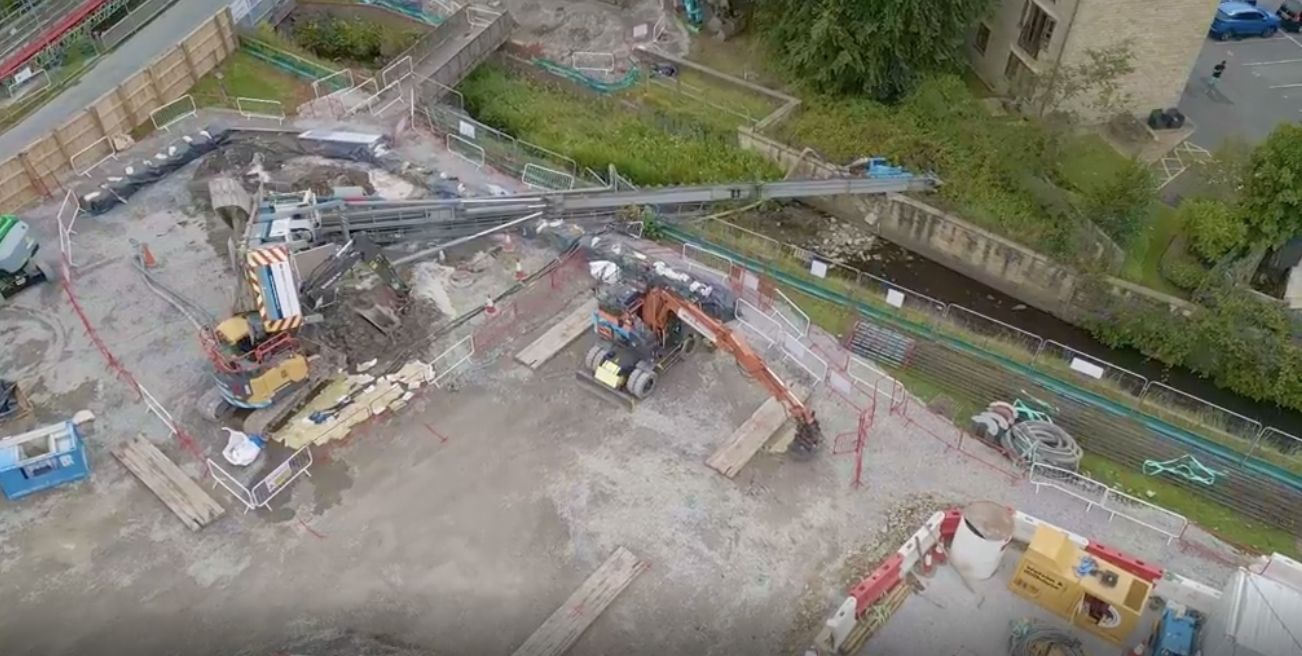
[754,0,992,100]
[773,75,1154,261]
[0,39,100,132]
[1080,455,1298,558]
[680,221,1298,555]
[1120,205,1185,297]
[189,51,315,110]
[457,64,783,186]
[290,13,422,68]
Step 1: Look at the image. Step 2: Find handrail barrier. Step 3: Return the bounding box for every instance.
[234,97,285,122]
[663,222,1302,495]
[1029,462,1189,542]
[149,94,197,132]
[68,135,117,177]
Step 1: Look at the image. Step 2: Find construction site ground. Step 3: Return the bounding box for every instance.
[477,0,690,66]
[0,115,1257,654]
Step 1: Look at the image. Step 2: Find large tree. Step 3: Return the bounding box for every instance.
[1236,124,1302,249]
[754,0,993,100]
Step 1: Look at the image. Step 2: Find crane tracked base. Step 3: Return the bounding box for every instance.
[574,371,638,412]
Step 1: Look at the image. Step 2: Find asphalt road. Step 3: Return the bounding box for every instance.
[0,0,218,157]
[1179,1,1302,148]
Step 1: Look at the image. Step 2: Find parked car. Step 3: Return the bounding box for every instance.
[1278,0,1302,32]
[1210,1,1282,40]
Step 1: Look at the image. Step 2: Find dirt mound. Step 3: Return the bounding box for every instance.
[310,285,442,369]
[292,164,375,196]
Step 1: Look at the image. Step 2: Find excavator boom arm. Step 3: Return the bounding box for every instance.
[645,287,821,454]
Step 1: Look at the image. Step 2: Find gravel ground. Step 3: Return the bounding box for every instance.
[0,112,1248,656]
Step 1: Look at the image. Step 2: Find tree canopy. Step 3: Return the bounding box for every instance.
[754,0,993,100]
[1236,123,1302,249]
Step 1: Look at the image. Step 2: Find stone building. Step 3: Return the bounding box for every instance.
[967,0,1222,120]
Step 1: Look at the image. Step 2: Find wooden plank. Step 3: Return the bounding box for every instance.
[514,299,598,370]
[706,385,809,479]
[511,547,649,656]
[113,436,225,531]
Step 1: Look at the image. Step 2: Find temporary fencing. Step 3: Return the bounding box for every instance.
[54,193,205,464]
[149,94,198,132]
[1028,462,1189,543]
[416,105,579,180]
[472,251,594,353]
[571,51,616,73]
[234,97,285,123]
[207,445,313,512]
[676,219,1302,512]
[69,136,118,177]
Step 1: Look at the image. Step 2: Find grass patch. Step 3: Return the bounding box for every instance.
[779,289,1301,557]
[687,217,1302,475]
[457,63,782,186]
[0,54,101,132]
[772,75,1133,256]
[629,69,781,131]
[1119,204,1186,296]
[1079,454,1298,558]
[189,51,315,111]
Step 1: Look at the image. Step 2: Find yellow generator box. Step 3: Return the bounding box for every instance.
[1008,525,1150,646]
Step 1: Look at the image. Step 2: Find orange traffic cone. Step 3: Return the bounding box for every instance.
[485,295,497,316]
[514,261,526,281]
[501,234,516,253]
[932,541,949,566]
[140,243,157,268]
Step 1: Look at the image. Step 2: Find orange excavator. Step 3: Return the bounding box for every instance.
[579,281,822,457]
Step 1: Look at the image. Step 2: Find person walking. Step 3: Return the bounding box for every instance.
[1210,60,1227,88]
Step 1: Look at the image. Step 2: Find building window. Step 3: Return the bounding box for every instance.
[975,23,991,54]
[1005,51,1035,92]
[1017,1,1056,58]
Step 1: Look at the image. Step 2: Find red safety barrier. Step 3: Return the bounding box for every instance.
[886,379,1024,482]
[473,250,592,352]
[60,263,205,464]
[0,0,113,79]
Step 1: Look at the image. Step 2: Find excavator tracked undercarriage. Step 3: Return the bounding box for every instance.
[578,280,822,457]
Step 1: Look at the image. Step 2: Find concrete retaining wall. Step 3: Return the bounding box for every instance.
[736,127,1191,319]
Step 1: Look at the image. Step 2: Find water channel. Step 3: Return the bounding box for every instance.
[728,207,1302,439]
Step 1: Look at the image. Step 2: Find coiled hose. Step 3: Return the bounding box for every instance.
[1008,619,1087,656]
[1000,420,1083,470]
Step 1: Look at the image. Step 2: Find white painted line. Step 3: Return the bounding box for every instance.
[1286,33,1302,49]
[1242,58,1302,65]
[1271,83,1302,88]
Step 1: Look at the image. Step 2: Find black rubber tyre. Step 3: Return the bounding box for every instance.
[585,344,608,371]
[1265,26,1278,37]
[629,369,656,399]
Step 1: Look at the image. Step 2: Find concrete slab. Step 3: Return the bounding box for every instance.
[514,298,597,370]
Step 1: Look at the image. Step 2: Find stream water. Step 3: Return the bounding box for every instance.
[729,208,1302,440]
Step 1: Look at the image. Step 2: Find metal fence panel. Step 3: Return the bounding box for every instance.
[521,162,576,191]
[1140,382,1262,451]
[942,304,1044,356]
[1028,463,1187,541]
[1252,428,1302,472]
[207,459,257,510]
[780,332,828,385]
[431,334,475,388]
[1033,339,1148,398]
[250,446,312,507]
[446,134,485,168]
[150,95,197,132]
[735,298,782,349]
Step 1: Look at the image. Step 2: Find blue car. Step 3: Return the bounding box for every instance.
[1210,1,1282,40]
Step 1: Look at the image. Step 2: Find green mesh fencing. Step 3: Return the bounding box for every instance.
[530,57,640,93]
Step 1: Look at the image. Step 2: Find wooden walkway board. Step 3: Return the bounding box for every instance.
[515,299,598,370]
[510,546,649,656]
[707,385,809,479]
[112,436,225,531]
